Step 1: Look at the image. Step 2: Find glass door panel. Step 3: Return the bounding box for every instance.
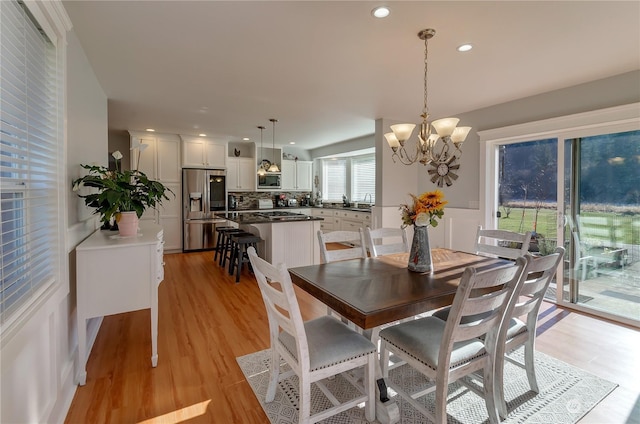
[497,138,559,256]
[564,130,640,321]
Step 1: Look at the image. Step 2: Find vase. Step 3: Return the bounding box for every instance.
[116,211,139,237]
[408,225,433,273]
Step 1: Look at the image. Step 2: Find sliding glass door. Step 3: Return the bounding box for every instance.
[486,110,639,325]
[563,130,639,321]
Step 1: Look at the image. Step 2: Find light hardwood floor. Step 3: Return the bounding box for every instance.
[65,251,640,424]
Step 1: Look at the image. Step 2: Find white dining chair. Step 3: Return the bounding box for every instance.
[379,257,527,424]
[475,225,533,260]
[362,226,409,257]
[494,247,565,418]
[246,247,376,424]
[317,230,367,324]
[317,230,367,263]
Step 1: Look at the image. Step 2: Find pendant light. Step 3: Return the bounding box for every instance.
[256,125,266,176]
[268,118,280,173]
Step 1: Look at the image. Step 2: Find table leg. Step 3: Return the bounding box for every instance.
[77,317,87,386]
[375,385,400,424]
[369,326,400,424]
[151,292,158,367]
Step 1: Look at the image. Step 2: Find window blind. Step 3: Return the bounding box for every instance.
[322,159,346,201]
[1,0,59,324]
[352,155,375,203]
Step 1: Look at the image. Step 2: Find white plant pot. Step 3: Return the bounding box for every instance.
[117,211,139,237]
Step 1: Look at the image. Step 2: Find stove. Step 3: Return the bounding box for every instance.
[256,211,311,221]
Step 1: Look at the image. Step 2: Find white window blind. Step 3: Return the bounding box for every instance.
[322,159,346,201]
[1,0,60,324]
[352,154,375,203]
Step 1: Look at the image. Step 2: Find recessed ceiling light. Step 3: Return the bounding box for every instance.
[289,142,295,145]
[199,133,207,137]
[145,128,155,132]
[242,137,250,141]
[371,6,390,18]
[457,44,473,52]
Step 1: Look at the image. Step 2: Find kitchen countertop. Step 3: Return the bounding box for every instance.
[216,212,324,224]
[228,206,372,214]
[231,206,312,213]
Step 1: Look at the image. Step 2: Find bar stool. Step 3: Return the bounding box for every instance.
[214,227,237,263]
[221,231,254,269]
[228,233,262,283]
[218,228,246,268]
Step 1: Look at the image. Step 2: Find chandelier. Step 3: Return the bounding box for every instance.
[384,28,472,187]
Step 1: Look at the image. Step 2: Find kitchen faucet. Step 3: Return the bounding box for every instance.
[342,194,349,207]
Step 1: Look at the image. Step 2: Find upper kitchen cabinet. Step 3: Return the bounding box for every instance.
[227,141,256,191]
[129,132,182,251]
[227,157,256,191]
[281,159,312,191]
[181,135,226,168]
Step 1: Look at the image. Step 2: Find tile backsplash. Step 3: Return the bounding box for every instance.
[228,191,312,210]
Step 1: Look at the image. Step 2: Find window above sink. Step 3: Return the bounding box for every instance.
[320,152,375,205]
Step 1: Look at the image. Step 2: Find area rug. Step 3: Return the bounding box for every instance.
[237,347,616,424]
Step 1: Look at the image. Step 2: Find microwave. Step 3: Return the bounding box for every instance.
[258,173,281,189]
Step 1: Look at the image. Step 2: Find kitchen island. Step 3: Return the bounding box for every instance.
[217,211,323,267]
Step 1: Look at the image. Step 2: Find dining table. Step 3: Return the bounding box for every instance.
[288,248,512,424]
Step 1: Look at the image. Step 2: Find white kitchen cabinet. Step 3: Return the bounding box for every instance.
[296,161,313,191]
[311,208,371,233]
[76,222,164,385]
[130,132,182,251]
[281,159,312,191]
[227,157,256,191]
[338,210,371,232]
[181,136,226,168]
[281,160,295,190]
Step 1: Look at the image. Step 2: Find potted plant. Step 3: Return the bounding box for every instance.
[72,146,173,236]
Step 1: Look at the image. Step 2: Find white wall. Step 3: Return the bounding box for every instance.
[0,20,108,423]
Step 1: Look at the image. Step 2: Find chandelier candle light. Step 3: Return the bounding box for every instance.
[385,28,472,187]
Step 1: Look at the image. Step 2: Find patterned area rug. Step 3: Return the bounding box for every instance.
[237,347,616,424]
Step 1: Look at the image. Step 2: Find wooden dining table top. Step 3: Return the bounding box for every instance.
[288,248,512,330]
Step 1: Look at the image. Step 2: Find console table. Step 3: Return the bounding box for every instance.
[75,222,164,386]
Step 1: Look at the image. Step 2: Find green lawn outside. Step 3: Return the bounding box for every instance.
[498,207,639,245]
[498,208,558,238]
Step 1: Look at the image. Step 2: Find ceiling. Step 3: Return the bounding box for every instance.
[63,1,640,150]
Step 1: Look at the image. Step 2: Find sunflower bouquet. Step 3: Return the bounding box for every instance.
[399,190,447,228]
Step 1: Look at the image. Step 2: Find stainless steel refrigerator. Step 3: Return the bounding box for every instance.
[182,168,227,251]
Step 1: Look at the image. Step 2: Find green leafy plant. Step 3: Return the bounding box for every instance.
[72,148,173,225]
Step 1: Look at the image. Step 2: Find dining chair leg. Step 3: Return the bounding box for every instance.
[496,353,508,419]
[524,336,539,393]
[266,348,280,403]
[434,379,448,424]
[482,363,501,424]
[299,379,311,424]
[496,337,541,419]
[365,354,376,422]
